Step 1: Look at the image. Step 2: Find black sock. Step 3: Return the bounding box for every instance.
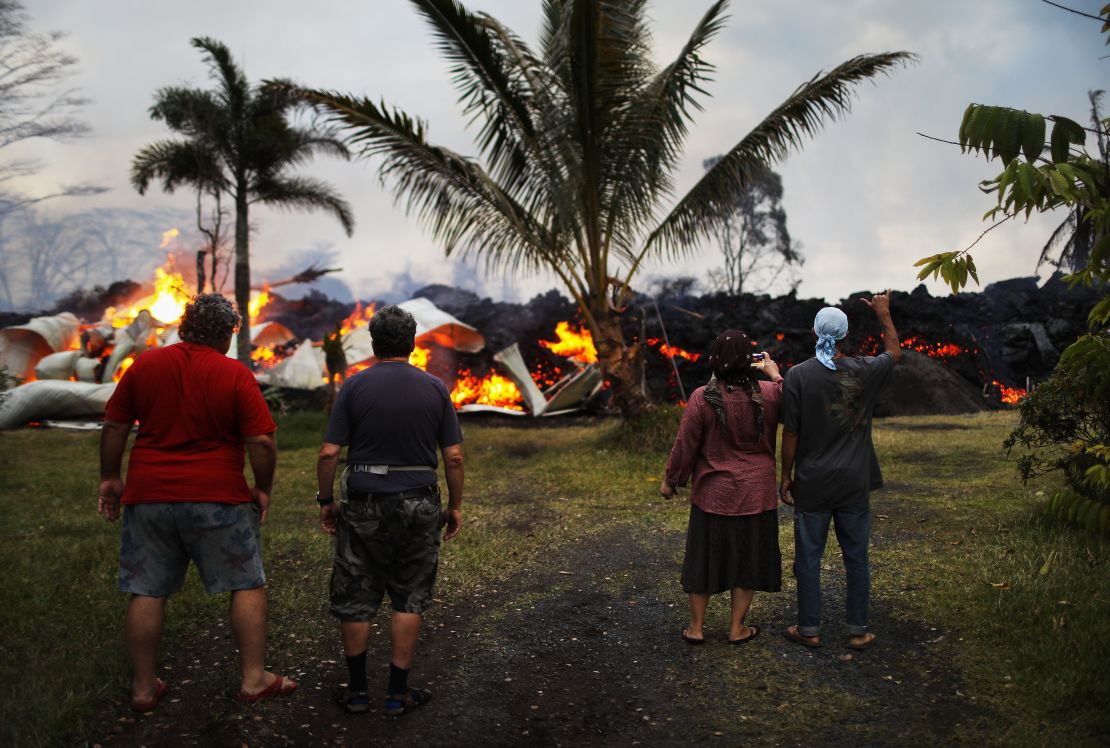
[388,662,410,696]
[346,651,368,692]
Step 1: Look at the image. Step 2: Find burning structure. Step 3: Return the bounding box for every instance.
[0,260,610,428]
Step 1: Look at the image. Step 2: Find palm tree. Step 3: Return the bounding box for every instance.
[279,0,911,413]
[132,37,355,364]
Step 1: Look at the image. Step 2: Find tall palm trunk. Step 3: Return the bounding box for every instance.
[592,310,651,416]
[234,186,251,364]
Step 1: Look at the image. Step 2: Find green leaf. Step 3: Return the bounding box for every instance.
[1022,113,1045,161]
[958,104,976,147]
[1050,116,1086,163]
[1048,169,1073,199]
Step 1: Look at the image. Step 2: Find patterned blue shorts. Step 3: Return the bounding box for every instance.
[119,502,266,596]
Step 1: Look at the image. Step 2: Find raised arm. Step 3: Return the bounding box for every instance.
[860,290,902,363]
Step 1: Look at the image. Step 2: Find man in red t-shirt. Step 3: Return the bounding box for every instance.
[97,294,296,711]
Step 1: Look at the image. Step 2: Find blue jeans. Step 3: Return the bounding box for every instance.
[793,504,871,637]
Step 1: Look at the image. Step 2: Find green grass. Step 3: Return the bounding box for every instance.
[0,411,1107,745]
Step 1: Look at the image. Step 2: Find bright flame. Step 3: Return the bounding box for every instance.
[159,228,180,248]
[540,321,597,364]
[339,302,377,336]
[113,356,135,382]
[107,266,193,327]
[252,345,277,366]
[450,370,524,411]
[993,380,1027,405]
[409,346,430,369]
[249,287,272,323]
[647,337,700,362]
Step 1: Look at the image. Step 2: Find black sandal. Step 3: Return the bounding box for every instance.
[384,686,432,716]
[681,628,706,645]
[728,625,761,644]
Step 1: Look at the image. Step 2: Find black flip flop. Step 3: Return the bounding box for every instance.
[681,628,706,645]
[728,625,761,645]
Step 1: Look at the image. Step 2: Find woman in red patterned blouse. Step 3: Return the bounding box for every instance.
[660,329,784,645]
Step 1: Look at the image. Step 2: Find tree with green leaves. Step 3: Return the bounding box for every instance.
[132,37,355,364]
[276,0,911,414]
[915,2,1110,530]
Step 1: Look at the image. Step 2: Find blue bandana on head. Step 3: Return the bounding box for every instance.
[814,307,848,370]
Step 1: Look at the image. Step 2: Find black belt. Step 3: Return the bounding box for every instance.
[346,484,439,502]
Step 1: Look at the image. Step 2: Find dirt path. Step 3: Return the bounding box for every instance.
[90,497,991,747]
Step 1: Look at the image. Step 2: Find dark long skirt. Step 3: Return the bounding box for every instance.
[681,504,782,594]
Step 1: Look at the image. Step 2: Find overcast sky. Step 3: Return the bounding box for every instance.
[17,0,1107,304]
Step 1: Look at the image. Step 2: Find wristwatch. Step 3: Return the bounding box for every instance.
[315,491,335,506]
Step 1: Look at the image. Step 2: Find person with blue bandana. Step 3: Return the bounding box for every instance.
[778,291,902,650]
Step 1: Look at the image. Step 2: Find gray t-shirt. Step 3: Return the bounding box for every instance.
[325,361,463,494]
[780,352,894,511]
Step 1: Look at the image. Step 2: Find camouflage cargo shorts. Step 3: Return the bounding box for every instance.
[119,502,265,596]
[330,486,443,619]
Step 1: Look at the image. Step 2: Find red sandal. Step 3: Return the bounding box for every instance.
[233,674,298,705]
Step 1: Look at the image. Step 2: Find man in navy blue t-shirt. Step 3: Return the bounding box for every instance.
[316,305,464,716]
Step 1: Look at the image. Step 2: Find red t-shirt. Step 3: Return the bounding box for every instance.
[105,342,277,504]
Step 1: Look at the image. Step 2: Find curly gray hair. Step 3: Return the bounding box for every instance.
[369,305,417,358]
[178,294,241,347]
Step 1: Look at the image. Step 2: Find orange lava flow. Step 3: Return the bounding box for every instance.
[450,369,525,411]
[540,321,597,364]
[647,337,700,362]
[901,335,967,360]
[993,380,1027,405]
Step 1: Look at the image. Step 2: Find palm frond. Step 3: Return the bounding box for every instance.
[645,51,916,258]
[409,0,555,207]
[148,87,228,140]
[130,139,224,195]
[253,174,355,236]
[604,0,730,264]
[191,36,248,120]
[281,86,568,277]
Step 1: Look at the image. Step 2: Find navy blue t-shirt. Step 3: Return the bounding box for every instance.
[324,361,463,493]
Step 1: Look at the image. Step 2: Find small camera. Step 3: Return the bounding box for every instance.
[750,352,764,362]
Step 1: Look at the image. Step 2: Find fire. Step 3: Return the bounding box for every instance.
[107,265,193,327]
[647,337,700,362]
[113,356,135,382]
[252,345,277,366]
[159,228,179,248]
[338,302,376,336]
[409,345,430,369]
[249,287,272,323]
[993,380,1027,405]
[540,321,597,364]
[450,370,524,411]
